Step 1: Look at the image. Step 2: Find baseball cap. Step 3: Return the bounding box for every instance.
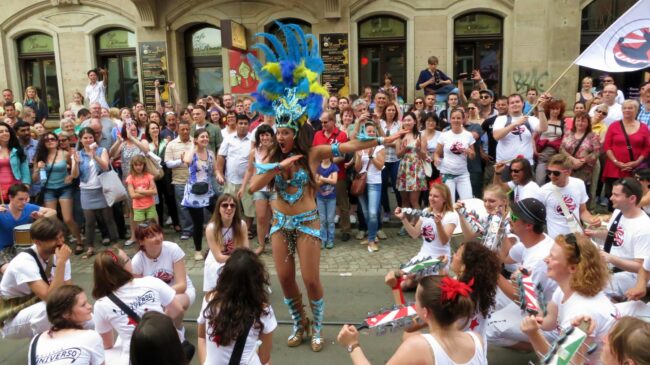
[511,198,546,225]
[479,89,494,98]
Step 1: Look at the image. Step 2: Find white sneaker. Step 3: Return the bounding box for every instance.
[335,215,340,224]
[164,216,173,226]
[350,215,357,224]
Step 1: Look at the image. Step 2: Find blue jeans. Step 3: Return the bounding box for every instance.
[174,184,193,235]
[317,197,336,245]
[359,184,382,242]
[381,161,401,213]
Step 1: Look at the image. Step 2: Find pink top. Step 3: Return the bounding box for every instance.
[126,172,155,209]
[0,157,19,201]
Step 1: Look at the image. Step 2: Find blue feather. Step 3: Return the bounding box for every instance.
[250,43,277,63]
[305,34,319,58]
[305,58,324,74]
[304,94,323,119]
[280,60,296,86]
[255,32,288,60]
[286,24,308,58]
[278,22,300,62]
[247,53,264,74]
[295,78,310,95]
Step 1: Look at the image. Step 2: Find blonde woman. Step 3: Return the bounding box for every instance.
[23,86,48,123]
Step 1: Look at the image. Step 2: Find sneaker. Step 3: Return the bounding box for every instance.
[377,230,387,240]
[326,241,334,249]
[383,212,390,223]
[335,215,340,224]
[341,232,351,242]
[350,215,357,224]
[194,251,204,261]
[356,230,366,240]
[124,239,135,247]
[180,233,190,240]
[164,216,173,226]
[360,239,369,245]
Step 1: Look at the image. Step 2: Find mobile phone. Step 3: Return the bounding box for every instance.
[458,72,468,80]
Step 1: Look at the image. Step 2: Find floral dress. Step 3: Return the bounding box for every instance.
[560,131,600,184]
[397,139,427,191]
[181,151,215,208]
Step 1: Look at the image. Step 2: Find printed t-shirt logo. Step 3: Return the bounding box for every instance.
[36,347,82,363]
[449,141,465,155]
[613,225,625,247]
[510,125,526,136]
[422,222,436,242]
[153,269,174,284]
[555,195,577,216]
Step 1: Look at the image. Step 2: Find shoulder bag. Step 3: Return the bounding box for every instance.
[351,148,374,197]
[619,121,649,172]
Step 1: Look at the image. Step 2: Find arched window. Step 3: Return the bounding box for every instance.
[185,24,222,103]
[358,16,406,99]
[96,28,138,108]
[454,12,503,96]
[580,0,644,98]
[18,33,60,118]
[265,18,312,48]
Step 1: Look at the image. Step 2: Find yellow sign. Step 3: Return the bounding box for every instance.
[231,21,247,50]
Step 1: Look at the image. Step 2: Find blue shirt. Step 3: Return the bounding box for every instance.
[317,163,339,199]
[0,203,40,249]
[638,104,650,128]
[416,69,451,95]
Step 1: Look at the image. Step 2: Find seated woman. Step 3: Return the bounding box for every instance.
[203,193,249,293]
[198,248,276,365]
[29,285,104,365]
[338,275,487,365]
[385,183,458,291]
[130,311,187,365]
[131,223,195,345]
[92,248,184,365]
[521,233,615,363]
[574,316,650,365]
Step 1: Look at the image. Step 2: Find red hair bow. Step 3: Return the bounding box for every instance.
[439,277,474,302]
[515,154,524,159]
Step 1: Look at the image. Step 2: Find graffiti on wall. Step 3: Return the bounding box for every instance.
[512,69,549,93]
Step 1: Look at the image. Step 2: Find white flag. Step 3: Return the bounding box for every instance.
[575,0,650,72]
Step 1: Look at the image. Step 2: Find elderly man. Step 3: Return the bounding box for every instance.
[589,84,622,125]
[164,120,194,240]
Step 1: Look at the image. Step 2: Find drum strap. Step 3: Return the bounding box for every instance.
[25,249,52,283]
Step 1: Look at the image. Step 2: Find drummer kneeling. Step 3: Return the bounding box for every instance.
[0,183,56,274]
[0,217,73,339]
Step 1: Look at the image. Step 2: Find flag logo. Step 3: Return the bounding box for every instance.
[612,26,650,68]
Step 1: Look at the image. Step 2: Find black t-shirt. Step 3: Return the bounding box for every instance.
[481,115,499,160]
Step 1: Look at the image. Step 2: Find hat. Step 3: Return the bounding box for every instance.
[511,198,546,225]
[479,89,494,98]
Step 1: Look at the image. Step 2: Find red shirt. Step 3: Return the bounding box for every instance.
[313,127,349,180]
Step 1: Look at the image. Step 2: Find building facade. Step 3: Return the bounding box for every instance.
[0,0,645,118]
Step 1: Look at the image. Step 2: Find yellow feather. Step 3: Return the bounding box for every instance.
[262,63,282,80]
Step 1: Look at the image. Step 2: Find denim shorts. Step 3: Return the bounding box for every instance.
[253,190,277,201]
[43,185,73,202]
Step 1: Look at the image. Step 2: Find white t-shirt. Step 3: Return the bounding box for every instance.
[197,297,277,365]
[416,211,459,258]
[93,277,176,364]
[0,246,72,298]
[507,180,540,202]
[85,81,109,109]
[204,222,242,292]
[493,115,541,164]
[536,177,589,239]
[217,134,252,184]
[607,210,650,262]
[359,146,385,184]
[28,329,105,365]
[438,129,475,175]
[509,234,557,299]
[131,241,195,292]
[550,289,616,362]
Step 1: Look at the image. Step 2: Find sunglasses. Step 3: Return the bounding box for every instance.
[546,170,562,177]
[468,107,477,110]
[509,211,519,223]
[45,137,58,142]
[415,101,423,104]
[510,168,522,173]
[565,233,581,259]
[479,95,491,100]
[221,203,236,209]
[596,110,607,116]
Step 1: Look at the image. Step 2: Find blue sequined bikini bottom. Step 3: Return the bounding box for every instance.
[270,209,321,258]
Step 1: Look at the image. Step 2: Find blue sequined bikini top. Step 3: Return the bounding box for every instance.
[275,167,309,205]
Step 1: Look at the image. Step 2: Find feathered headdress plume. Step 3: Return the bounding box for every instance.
[248,21,329,133]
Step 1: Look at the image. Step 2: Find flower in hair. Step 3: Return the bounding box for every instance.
[439,277,474,302]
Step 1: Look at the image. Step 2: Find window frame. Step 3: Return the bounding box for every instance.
[17,32,59,119]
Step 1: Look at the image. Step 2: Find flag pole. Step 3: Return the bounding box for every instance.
[526,61,578,116]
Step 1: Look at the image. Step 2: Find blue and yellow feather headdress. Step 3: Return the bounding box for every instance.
[248,22,329,134]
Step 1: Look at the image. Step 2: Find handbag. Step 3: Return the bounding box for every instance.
[190,182,209,195]
[351,148,374,197]
[0,249,51,327]
[34,151,58,206]
[99,167,128,206]
[144,152,164,181]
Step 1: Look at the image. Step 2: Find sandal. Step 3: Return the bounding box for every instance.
[82,248,95,259]
[74,245,85,256]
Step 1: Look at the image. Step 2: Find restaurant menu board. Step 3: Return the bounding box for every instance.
[139,42,168,109]
[320,33,349,97]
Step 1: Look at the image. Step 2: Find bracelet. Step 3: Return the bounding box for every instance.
[377,137,384,146]
[346,343,360,353]
[331,142,342,158]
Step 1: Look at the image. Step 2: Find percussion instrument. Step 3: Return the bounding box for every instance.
[13,224,32,252]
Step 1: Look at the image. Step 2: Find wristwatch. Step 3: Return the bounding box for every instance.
[346,343,360,353]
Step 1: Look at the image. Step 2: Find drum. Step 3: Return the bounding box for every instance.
[451,198,488,250]
[13,224,32,252]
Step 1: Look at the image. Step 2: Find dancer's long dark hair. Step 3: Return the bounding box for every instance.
[204,248,270,346]
[457,241,500,318]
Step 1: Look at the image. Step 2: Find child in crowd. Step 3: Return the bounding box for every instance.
[316,157,339,249]
[126,155,158,224]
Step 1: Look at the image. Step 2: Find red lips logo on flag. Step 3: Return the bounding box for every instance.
[613,27,650,68]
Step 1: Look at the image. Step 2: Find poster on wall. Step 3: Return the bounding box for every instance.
[139,41,168,109]
[229,49,259,94]
[320,33,349,97]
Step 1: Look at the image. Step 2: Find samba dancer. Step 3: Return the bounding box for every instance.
[247,22,407,352]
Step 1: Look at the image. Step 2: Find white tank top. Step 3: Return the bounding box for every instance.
[421,332,487,365]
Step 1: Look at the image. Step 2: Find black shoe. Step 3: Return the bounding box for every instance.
[182,340,196,362]
[341,232,351,242]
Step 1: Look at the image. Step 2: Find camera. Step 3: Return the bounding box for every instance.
[458,72,468,80]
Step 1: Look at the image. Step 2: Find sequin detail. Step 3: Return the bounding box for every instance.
[270,209,320,259]
[275,168,309,205]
